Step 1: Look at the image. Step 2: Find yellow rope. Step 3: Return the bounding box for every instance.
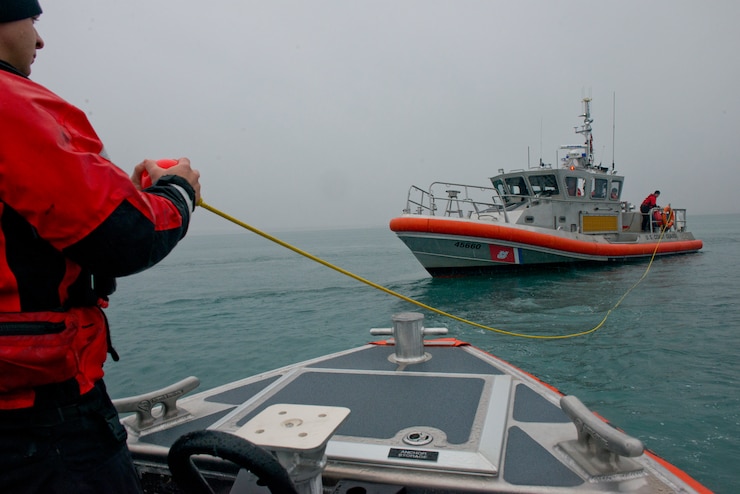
[198,199,665,340]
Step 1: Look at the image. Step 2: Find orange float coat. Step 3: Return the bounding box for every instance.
[0,63,195,409]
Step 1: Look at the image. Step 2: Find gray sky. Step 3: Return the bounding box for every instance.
[32,0,739,233]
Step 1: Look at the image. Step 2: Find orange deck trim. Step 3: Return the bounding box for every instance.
[644,450,714,493]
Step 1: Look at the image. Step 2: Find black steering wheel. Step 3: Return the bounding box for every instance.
[167,430,298,494]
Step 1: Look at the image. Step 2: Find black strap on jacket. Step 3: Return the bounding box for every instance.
[0,380,109,427]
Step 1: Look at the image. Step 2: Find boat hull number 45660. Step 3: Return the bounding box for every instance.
[454,242,482,249]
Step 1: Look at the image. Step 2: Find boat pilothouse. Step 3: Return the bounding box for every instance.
[490,98,625,230]
[390,97,702,276]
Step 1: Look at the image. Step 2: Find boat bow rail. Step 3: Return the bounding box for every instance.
[404,182,511,222]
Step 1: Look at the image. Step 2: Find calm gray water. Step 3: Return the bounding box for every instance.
[105,213,739,493]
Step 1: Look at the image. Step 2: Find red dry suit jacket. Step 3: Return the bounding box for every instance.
[0,61,195,409]
[641,193,659,210]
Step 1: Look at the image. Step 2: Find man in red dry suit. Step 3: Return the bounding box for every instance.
[640,190,660,231]
[0,1,201,492]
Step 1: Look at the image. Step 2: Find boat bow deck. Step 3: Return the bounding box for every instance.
[119,314,706,493]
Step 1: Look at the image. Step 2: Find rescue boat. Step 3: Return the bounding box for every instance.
[390,98,703,276]
[115,312,712,493]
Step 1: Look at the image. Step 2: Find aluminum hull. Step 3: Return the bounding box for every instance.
[115,314,710,493]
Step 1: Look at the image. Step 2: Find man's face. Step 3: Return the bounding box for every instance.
[0,16,43,76]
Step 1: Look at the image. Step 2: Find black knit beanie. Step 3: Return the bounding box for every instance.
[0,0,42,23]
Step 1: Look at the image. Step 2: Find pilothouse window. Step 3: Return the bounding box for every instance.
[610,181,622,200]
[565,176,584,197]
[492,179,506,196]
[505,176,531,197]
[528,174,559,196]
[591,178,607,199]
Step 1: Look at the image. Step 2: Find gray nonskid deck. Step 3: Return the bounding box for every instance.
[124,342,681,492]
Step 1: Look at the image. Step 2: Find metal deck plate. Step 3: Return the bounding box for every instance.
[214,368,512,476]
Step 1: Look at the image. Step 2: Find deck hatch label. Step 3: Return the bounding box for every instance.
[388,448,439,462]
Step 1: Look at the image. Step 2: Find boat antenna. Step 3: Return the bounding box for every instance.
[611,92,616,171]
[575,97,593,167]
[540,116,543,166]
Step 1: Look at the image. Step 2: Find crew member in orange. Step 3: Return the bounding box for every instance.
[0,1,201,492]
[640,190,660,231]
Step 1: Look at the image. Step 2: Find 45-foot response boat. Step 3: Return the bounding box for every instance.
[389,98,703,276]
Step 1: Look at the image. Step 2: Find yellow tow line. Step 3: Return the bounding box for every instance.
[198,199,666,340]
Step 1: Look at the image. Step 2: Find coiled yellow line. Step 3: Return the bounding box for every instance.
[199,199,665,340]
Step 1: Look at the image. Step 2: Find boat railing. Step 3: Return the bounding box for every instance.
[644,207,689,233]
[673,208,688,232]
[404,182,509,222]
[404,185,435,215]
